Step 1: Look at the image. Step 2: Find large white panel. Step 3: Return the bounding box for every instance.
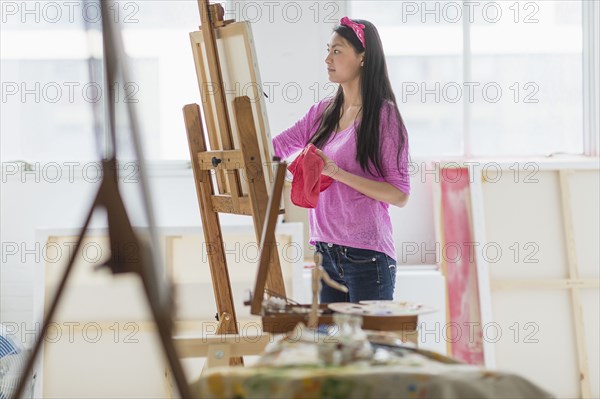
[43,325,168,398]
[394,269,447,355]
[492,289,578,398]
[483,170,568,280]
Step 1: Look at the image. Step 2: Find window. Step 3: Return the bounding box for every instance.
[349,0,584,156]
[1,0,201,162]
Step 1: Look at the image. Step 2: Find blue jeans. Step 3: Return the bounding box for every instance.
[314,241,397,303]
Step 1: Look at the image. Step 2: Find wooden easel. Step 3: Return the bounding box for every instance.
[12,2,191,398]
[181,0,286,365]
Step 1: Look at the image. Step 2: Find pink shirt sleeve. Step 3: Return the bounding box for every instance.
[379,101,411,195]
[272,100,328,160]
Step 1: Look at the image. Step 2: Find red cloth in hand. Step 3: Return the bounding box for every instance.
[288,144,334,208]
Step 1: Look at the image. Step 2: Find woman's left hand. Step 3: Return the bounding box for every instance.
[315,148,339,179]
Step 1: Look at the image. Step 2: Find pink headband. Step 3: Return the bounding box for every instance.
[340,16,366,49]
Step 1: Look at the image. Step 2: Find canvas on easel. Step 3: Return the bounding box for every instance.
[190,22,277,196]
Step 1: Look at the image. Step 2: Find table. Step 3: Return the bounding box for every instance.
[191,345,554,399]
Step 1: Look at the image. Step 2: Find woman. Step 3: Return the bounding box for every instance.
[272,17,411,303]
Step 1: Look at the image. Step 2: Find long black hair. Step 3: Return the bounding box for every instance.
[308,18,408,178]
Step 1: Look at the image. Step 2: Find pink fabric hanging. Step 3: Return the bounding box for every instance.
[287,144,334,208]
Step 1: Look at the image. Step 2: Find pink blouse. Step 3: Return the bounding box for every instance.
[272,98,410,260]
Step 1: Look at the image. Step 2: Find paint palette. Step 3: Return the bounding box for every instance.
[328,301,437,317]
